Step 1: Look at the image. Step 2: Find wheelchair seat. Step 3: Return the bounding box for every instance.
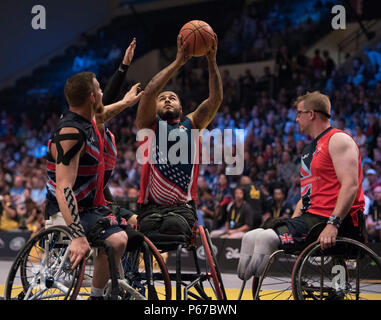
[146,233,188,251]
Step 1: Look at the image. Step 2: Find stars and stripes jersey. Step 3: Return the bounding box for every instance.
[300,127,365,226]
[102,127,117,186]
[45,111,106,216]
[138,116,201,206]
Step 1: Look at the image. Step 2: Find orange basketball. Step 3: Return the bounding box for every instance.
[179,20,215,57]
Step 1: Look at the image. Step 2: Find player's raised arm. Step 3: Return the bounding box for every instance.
[187,34,223,130]
[136,35,190,130]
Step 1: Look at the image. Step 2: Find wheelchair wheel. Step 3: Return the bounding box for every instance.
[292,238,381,300]
[5,226,85,300]
[198,226,226,300]
[251,250,296,300]
[121,236,172,300]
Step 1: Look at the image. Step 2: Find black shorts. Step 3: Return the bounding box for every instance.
[80,206,126,241]
[271,213,327,250]
[266,211,363,252]
[137,202,197,238]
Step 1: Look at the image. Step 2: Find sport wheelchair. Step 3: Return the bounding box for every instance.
[4,213,172,300]
[146,224,227,300]
[238,217,381,300]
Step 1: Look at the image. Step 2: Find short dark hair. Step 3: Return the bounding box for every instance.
[64,72,96,107]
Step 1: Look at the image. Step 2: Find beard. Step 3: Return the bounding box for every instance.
[94,102,104,114]
[158,108,181,122]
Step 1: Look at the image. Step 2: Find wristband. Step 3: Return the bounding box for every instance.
[118,63,129,72]
[327,214,342,228]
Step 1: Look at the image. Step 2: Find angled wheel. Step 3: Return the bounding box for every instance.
[252,250,295,300]
[198,225,226,300]
[292,238,381,300]
[5,226,85,300]
[122,236,171,300]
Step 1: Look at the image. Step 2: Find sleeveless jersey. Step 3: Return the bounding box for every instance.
[45,111,106,216]
[300,127,365,226]
[138,116,200,205]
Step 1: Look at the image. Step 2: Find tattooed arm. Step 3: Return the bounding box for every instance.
[187,34,223,130]
[53,127,90,268]
[136,35,191,130]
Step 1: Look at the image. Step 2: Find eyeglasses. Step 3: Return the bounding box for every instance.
[296,109,331,118]
[296,110,311,117]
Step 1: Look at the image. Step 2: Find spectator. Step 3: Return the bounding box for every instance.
[239,175,264,229]
[353,125,367,148]
[210,187,253,238]
[30,176,46,207]
[262,185,293,223]
[198,188,216,231]
[311,49,325,71]
[322,50,335,77]
[10,175,25,206]
[0,193,18,230]
[366,185,381,242]
[276,151,297,189]
[364,168,378,200]
[285,172,301,210]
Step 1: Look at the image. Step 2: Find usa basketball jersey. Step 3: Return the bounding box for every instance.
[138,116,200,205]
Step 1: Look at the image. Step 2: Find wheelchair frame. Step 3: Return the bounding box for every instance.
[4,218,172,300]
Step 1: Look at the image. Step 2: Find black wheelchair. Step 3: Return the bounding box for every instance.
[238,214,381,300]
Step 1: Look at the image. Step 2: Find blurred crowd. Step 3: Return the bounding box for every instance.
[219,0,332,64]
[1,0,381,244]
[1,38,381,242]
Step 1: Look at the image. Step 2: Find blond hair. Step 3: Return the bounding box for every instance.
[294,91,331,118]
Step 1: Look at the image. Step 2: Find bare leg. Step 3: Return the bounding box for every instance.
[92,231,128,292]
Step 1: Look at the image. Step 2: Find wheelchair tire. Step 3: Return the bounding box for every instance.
[114,236,172,300]
[5,226,85,300]
[292,237,381,300]
[251,250,295,300]
[199,225,225,300]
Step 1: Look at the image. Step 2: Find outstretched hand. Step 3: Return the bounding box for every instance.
[206,33,218,61]
[175,34,191,66]
[122,82,143,107]
[123,37,136,66]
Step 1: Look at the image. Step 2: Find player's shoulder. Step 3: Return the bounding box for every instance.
[329,130,356,146]
[329,130,358,155]
[58,126,81,134]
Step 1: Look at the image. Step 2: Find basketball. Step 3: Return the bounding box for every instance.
[179,20,215,57]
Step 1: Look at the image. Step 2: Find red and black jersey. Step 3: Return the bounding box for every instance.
[45,111,106,216]
[300,127,365,226]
